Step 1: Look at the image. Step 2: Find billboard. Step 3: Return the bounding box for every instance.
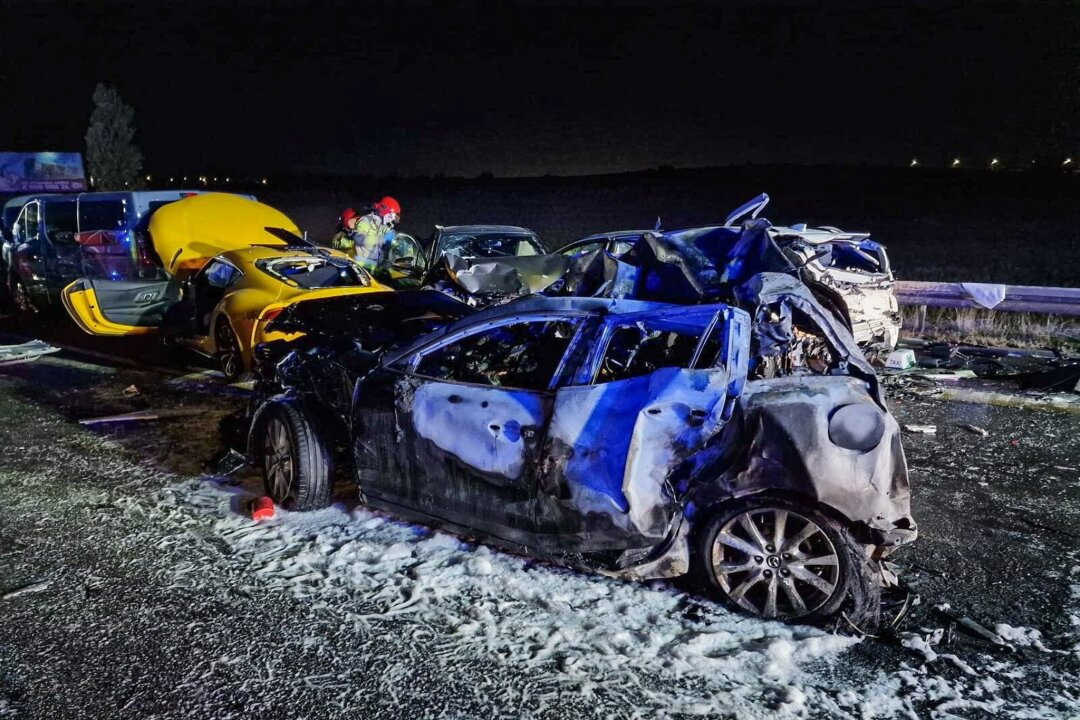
[0,152,87,193]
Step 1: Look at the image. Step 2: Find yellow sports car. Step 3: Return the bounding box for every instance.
[62,193,392,378]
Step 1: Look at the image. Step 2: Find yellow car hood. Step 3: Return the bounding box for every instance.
[150,193,300,278]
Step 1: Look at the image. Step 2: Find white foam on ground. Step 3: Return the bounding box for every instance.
[104,473,1078,719]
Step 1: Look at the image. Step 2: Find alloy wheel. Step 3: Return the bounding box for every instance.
[710,507,840,619]
[263,417,294,502]
[215,321,241,379]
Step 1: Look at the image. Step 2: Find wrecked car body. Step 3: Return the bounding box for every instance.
[242,276,915,624]
[556,194,902,351]
[416,225,571,304]
[60,193,394,378]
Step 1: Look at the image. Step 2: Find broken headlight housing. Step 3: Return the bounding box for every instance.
[827,403,886,451]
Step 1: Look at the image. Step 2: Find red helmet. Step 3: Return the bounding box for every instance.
[339,207,358,226]
[373,196,401,218]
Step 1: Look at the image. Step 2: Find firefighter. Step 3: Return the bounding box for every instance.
[329,207,361,253]
[350,196,402,271]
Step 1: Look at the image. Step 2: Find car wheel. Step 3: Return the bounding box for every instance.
[214,319,243,381]
[260,400,332,511]
[695,497,878,625]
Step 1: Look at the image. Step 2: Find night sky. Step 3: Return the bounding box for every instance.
[1,1,1077,177]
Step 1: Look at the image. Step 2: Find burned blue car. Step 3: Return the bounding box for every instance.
[243,277,915,625]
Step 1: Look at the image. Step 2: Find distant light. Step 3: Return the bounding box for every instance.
[183,176,188,182]
[261,178,268,185]
[909,158,918,167]
[145,175,152,182]
[951,158,961,167]
[990,158,999,166]
[169,177,175,182]
[213,177,218,183]
[225,177,231,183]
[1064,158,1074,166]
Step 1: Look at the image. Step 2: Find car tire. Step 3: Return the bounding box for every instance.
[214,319,243,381]
[693,496,879,627]
[259,400,333,511]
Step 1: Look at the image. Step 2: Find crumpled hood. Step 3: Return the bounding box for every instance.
[443,253,571,295]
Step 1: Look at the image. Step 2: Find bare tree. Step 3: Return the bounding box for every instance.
[84,83,144,190]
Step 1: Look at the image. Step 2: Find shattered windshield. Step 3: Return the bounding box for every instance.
[437,232,545,260]
[258,257,371,288]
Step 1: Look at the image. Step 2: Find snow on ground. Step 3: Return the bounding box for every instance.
[116,464,1075,720]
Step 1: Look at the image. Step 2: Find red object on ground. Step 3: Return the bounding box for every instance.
[251,496,276,521]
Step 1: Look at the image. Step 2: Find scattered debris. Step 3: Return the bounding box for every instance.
[1,580,52,601]
[78,409,200,426]
[250,496,276,522]
[206,448,249,477]
[961,424,989,436]
[934,604,1014,651]
[885,349,917,370]
[123,384,140,396]
[0,340,60,366]
[904,424,938,434]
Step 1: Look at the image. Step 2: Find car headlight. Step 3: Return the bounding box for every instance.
[828,403,886,451]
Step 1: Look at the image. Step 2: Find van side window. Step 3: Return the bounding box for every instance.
[19,204,40,242]
[43,201,78,244]
[78,201,127,233]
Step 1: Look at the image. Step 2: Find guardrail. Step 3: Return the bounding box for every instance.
[894,281,1080,316]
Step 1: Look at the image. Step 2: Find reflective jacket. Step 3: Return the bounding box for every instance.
[351,214,395,270]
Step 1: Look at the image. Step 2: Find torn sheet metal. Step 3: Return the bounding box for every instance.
[0,340,60,366]
[440,253,571,297]
[559,207,902,350]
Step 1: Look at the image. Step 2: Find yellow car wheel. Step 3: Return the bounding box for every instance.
[214,319,243,381]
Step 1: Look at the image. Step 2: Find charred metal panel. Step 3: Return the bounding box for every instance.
[712,375,916,548]
[411,382,548,487]
[537,366,731,551]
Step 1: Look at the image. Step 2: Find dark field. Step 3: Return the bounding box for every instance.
[269,166,1080,287]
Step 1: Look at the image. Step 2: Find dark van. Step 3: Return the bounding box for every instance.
[2,190,223,315]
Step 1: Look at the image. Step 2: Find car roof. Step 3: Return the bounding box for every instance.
[438,224,537,235]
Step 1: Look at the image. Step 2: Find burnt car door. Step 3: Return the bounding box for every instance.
[534,305,750,554]
[353,313,590,538]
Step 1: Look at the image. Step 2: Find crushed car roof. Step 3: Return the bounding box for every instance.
[438,224,537,234]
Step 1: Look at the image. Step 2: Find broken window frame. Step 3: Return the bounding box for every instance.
[576,308,729,386]
[394,312,593,392]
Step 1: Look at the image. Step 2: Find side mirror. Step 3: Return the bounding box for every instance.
[393,256,415,268]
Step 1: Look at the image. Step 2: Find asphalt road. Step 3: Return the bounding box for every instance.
[0,320,1078,719]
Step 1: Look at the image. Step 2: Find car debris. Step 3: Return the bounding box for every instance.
[933,604,1015,652]
[554,194,903,352]
[903,424,938,434]
[0,339,60,366]
[885,349,917,370]
[1,579,52,601]
[235,268,915,626]
[961,424,989,436]
[417,225,570,303]
[78,409,200,425]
